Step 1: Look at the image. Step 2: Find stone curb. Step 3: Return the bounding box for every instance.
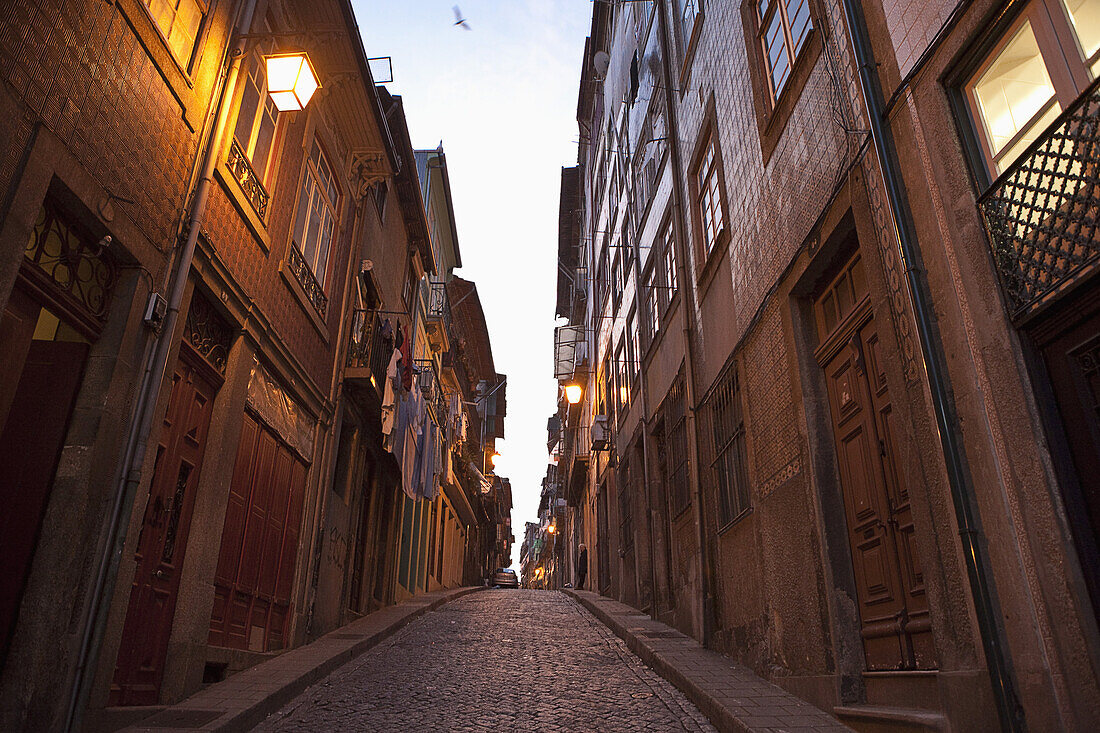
[124,586,485,732]
[564,589,853,733]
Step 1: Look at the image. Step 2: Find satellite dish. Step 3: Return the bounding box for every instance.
[593,51,610,79]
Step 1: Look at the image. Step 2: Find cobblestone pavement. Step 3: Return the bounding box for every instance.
[256,590,716,732]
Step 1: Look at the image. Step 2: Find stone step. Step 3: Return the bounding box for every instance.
[835,704,946,733]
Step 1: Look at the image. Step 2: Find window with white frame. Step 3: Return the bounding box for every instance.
[144,0,205,67]
[757,0,814,100]
[292,141,339,288]
[693,133,726,257]
[964,0,1100,177]
[233,34,280,187]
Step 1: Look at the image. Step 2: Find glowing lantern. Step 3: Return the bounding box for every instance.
[265,52,320,112]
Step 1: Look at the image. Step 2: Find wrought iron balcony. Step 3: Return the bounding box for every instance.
[287,242,328,317]
[346,309,391,394]
[425,277,452,351]
[227,139,270,220]
[978,78,1100,322]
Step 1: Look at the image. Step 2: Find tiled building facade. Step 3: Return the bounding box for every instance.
[553,1,1100,730]
[0,1,510,729]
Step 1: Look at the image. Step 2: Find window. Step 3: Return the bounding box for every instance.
[615,341,628,413]
[611,251,623,308]
[292,141,339,288]
[662,376,690,515]
[707,363,751,526]
[626,309,640,386]
[233,42,280,184]
[143,0,205,67]
[964,0,1100,176]
[693,133,726,257]
[662,220,678,300]
[678,0,702,62]
[642,263,660,344]
[757,0,813,99]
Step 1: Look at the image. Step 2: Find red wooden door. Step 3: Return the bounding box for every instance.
[209,412,306,652]
[110,348,217,705]
[0,291,89,664]
[823,317,934,670]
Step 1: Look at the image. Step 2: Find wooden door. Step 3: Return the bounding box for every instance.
[208,413,307,652]
[0,291,89,664]
[111,347,217,705]
[1038,309,1100,618]
[822,314,934,670]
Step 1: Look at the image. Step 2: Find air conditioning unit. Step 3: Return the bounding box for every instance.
[591,415,609,450]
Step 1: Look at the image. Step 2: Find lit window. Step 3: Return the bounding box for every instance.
[964,0,1100,176]
[233,45,280,184]
[758,0,813,99]
[292,142,339,287]
[694,136,725,256]
[144,0,205,67]
[1063,0,1100,77]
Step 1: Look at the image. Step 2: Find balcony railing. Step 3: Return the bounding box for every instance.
[227,139,270,219]
[978,78,1100,321]
[287,242,328,317]
[346,309,391,392]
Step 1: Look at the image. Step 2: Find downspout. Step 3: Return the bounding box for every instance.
[838,2,1025,730]
[653,0,714,645]
[65,0,259,728]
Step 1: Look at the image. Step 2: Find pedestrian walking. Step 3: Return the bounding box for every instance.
[576,543,588,590]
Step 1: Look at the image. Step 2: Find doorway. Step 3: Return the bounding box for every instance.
[0,287,92,665]
[110,345,219,705]
[815,254,935,671]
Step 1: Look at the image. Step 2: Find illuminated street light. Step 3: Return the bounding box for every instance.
[547,524,556,534]
[489,451,502,468]
[265,52,320,111]
[564,383,583,404]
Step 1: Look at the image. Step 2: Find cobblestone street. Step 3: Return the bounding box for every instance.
[256,590,716,732]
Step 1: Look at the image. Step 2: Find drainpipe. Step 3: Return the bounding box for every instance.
[653,0,714,645]
[65,0,259,728]
[838,2,1025,730]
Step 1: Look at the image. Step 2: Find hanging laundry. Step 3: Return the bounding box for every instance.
[380,347,401,439]
[399,324,413,391]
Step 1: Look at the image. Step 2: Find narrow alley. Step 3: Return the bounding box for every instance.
[256,591,714,732]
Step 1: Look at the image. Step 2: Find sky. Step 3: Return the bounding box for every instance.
[351,1,592,568]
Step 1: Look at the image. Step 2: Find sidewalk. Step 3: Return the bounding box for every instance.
[564,589,852,733]
[120,586,484,732]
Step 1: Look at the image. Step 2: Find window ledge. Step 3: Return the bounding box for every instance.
[214,163,272,254]
[717,506,754,536]
[279,262,330,342]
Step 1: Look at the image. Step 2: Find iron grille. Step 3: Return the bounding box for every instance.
[978,78,1100,321]
[186,292,234,375]
[227,139,270,219]
[705,363,750,526]
[662,376,690,516]
[287,242,328,316]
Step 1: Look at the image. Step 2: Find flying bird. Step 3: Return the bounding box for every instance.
[452,5,471,30]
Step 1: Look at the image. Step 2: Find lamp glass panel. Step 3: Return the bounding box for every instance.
[268,90,301,112]
[266,55,306,93]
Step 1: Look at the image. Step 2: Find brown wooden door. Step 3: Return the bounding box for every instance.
[0,290,89,664]
[110,348,217,705]
[823,315,934,670]
[1039,309,1100,617]
[209,412,306,652]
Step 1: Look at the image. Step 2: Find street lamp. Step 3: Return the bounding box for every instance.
[547,523,556,534]
[265,52,320,111]
[564,383,583,404]
[489,451,502,469]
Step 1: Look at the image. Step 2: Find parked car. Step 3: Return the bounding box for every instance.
[490,568,519,588]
